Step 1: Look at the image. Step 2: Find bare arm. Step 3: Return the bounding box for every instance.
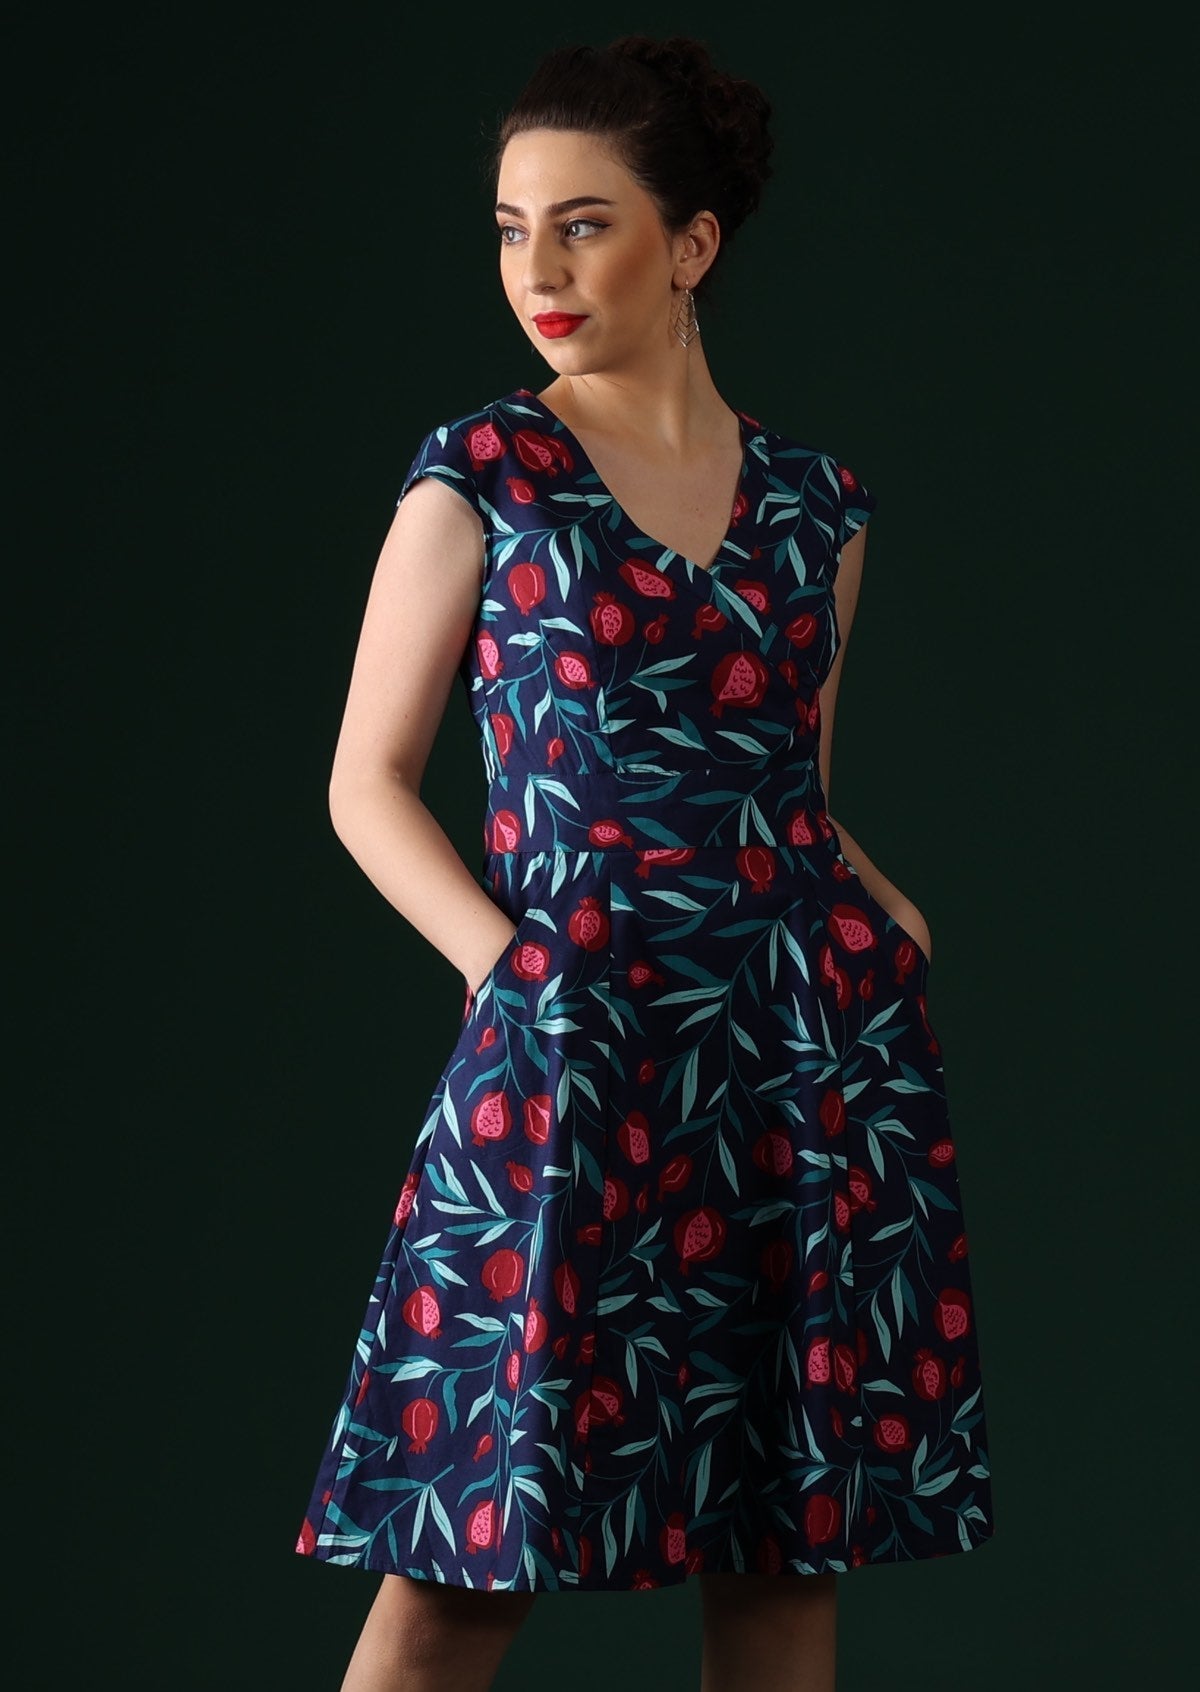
[817,523,934,965]
[327,475,519,995]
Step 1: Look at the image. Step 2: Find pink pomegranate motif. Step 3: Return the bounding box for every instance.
[818,1088,846,1138]
[806,1335,831,1385]
[476,629,503,680]
[488,809,523,854]
[554,1259,581,1316]
[634,846,696,876]
[464,419,506,470]
[709,649,770,716]
[507,561,546,617]
[784,611,818,648]
[394,1170,420,1227]
[523,1094,552,1142]
[804,1493,841,1545]
[602,1172,630,1222]
[617,1110,652,1164]
[788,808,817,847]
[512,936,550,981]
[912,1348,948,1401]
[828,902,878,954]
[504,1159,534,1193]
[505,1349,521,1390]
[587,822,635,856]
[402,1396,439,1453]
[618,556,677,599]
[464,1498,498,1553]
[590,591,636,645]
[737,842,776,893]
[818,942,853,1008]
[403,1283,442,1339]
[674,1205,727,1273]
[832,1342,857,1393]
[657,1154,692,1200]
[567,896,609,953]
[760,1237,793,1290]
[523,1296,549,1352]
[733,577,771,614]
[934,1287,972,1341]
[659,1511,688,1565]
[553,648,596,691]
[469,1090,513,1146]
[752,1128,794,1176]
[490,712,515,761]
[928,1138,956,1168]
[872,1413,914,1452]
[481,1246,524,1301]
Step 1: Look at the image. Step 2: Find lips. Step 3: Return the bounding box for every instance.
[533,312,588,339]
[533,313,586,324]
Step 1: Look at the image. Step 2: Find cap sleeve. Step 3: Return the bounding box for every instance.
[834,460,877,548]
[397,420,481,518]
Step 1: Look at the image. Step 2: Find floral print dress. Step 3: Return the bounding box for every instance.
[295,387,997,1591]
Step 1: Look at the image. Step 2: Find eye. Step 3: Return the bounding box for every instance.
[496,218,607,245]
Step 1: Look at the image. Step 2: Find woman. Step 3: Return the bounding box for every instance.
[296,34,996,1692]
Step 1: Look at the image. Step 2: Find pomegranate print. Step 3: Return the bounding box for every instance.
[296,387,994,1591]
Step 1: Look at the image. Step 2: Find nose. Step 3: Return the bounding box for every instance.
[518,224,569,292]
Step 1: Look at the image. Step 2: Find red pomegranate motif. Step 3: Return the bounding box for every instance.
[602,1172,630,1222]
[737,842,776,893]
[554,1258,581,1316]
[523,1296,549,1352]
[490,712,515,762]
[505,476,536,504]
[471,1433,493,1461]
[590,591,637,645]
[464,1499,498,1553]
[402,1396,439,1453]
[807,1269,829,1293]
[858,967,875,1000]
[928,1138,956,1167]
[752,1129,794,1177]
[784,611,818,649]
[709,650,770,716]
[617,1110,652,1164]
[832,1342,857,1394]
[657,1154,692,1200]
[837,464,859,491]
[760,1237,793,1290]
[354,1367,371,1407]
[512,426,572,476]
[627,959,666,988]
[507,561,547,616]
[805,1335,831,1385]
[588,1374,626,1425]
[690,602,728,639]
[296,1518,316,1555]
[546,736,565,765]
[893,936,920,986]
[872,1413,914,1452]
[818,1088,846,1138]
[818,942,853,1009]
[394,1170,420,1228]
[734,577,771,614]
[567,895,610,952]
[634,846,696,876]
[674,1205,727,1272]
[828,903,878,954]
[618,557,677,599]
[832,1189,851,1233]
[948,1232,969,1262]
[588,819,635,848]
[469,1090,513,1146]
[643,612,670,643]
[505,1349,521,1390]
[847,1165,876,1212]
[756,1533,785,1573]
[523,1094,552,1142]
[659,1511,688,1565]
[512,936,551,981]
[912,1347,948,1401]
[488,809,523,854]
[934,1287,972,1341]
[504,1159,534,1193]
[402,1283,442,1339]
[481,1246,525,1302]
[631,1569,660,1589]
[804,1493,841,1545]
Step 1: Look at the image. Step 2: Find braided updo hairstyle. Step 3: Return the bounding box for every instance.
[489,35,774,308]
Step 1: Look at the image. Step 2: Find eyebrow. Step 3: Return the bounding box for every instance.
[494,196,618,217]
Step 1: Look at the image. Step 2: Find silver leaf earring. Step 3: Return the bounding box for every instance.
[673,283,700,347]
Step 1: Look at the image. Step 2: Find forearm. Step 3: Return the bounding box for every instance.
[328,774,515,991]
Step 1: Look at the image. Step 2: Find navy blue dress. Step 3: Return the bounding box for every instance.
[296,387,997,1591]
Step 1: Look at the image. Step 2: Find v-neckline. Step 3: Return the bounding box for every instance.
[514,387,755,578]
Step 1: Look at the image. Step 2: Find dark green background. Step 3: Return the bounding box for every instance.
[9,5,1191,1687]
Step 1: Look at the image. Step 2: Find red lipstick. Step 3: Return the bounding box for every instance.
[532,313,589,339]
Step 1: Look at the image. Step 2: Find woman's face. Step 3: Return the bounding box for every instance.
[495,129,699,376]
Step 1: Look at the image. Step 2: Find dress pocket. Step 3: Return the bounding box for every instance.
[464,857,550,1013]
[846,869,932,974]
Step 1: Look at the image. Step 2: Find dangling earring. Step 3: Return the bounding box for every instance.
[673,282,700,347]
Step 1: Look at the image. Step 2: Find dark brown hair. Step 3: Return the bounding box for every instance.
[489,35,774,308]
